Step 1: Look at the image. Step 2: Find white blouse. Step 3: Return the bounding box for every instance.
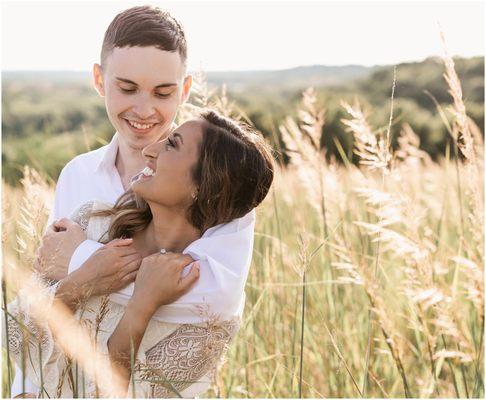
[4,201,240,398]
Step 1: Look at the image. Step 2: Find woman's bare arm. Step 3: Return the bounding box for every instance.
[106,252,199,394]
[107,299,153,393]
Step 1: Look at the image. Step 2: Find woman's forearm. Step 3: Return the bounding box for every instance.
[107,299,154,393]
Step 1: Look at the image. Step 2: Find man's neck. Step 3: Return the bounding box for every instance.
[115,123,176,190]
[115,140,146,190]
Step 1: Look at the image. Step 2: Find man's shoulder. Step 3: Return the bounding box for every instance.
[203,209,256,237]
[60,143,110,177]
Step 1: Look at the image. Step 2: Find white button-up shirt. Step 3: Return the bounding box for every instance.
[49,132,126,223]
[12,132,255,397]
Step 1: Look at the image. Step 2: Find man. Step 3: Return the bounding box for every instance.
[11,6,255,398]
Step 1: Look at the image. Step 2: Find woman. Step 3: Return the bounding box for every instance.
[5,109,274,398]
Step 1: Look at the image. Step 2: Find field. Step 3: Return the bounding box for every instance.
[2,52,484,397]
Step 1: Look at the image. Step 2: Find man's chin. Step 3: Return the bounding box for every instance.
[119,131,159,151]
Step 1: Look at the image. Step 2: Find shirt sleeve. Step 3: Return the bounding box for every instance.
[68,240,104,274]
[157,210,256,323]
[67,201,105,274]
[11,365,39,398]
[46,163,72,228]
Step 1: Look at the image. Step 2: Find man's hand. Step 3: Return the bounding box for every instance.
[131,252,200,317]
[55,238,142,311]
[33,218,87,281]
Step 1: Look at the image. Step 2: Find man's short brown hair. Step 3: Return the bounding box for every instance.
[101,5,187,67]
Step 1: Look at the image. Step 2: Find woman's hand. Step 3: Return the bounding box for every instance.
[55,238,142,311]
[107,252,200,395]
[130,252,200,317]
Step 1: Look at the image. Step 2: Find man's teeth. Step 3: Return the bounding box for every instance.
[141,167,155,177]
[127,120,155,130]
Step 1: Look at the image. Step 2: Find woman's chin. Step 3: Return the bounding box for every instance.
[130,177,145,194]
[130,183,151,206]
[131,171,151,187]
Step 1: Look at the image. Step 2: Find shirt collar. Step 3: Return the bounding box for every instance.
[95,132,120,173]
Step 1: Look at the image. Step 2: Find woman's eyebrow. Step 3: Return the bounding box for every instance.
[115,77,177,89]
[173,132,184,144]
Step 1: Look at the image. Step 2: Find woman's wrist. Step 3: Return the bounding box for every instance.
[126,295,157,324]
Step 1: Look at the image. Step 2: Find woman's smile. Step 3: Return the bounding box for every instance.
[131,166,156,184]
[141,166,156,178]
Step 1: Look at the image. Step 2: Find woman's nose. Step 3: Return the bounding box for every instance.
[142,141,160,159]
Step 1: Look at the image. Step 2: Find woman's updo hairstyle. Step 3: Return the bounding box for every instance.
[189,109,275,232]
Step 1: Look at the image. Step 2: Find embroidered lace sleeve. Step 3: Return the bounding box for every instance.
[130,320,240,398]
[2,277,60,391]
[69,201,95,232]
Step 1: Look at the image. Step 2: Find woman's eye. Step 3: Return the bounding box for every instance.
[166,137,176,149]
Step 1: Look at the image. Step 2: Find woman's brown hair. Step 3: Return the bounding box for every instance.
[94,110,275,241]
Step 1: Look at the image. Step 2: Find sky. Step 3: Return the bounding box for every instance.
[1,0,484,72]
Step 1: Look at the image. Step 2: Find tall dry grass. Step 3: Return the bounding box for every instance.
[1,46,484,398]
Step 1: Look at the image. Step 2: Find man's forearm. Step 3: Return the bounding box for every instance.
[54,275,86,313]
[107,300,153,393]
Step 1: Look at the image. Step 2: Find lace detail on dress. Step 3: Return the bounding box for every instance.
[70,201,95,232]
[137,320,239,398]
[4,200,245,398]
[6,308,50,360]
[2,280,57,391]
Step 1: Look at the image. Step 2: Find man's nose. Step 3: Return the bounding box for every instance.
[132,93,157,120]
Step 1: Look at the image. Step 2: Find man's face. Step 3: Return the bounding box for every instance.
[94,46,191,151]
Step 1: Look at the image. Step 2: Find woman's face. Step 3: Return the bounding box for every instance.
[131,119,203,209]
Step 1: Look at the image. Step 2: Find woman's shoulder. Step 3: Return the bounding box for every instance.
[70,200,114,239]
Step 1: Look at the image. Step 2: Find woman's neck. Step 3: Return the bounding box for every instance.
[131,205,201,258]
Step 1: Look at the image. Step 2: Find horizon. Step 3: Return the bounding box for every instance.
[2,1,484,72]
[2,54,483,75]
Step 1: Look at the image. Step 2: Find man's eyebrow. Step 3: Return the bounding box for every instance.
[173,132,184,144]
[155,83,178,89]
[115,77,177,89]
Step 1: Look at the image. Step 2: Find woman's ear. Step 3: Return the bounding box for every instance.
[180,74,193,104]
[93,63,105,97]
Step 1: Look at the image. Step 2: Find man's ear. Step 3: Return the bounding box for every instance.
[93,63,105,97]
[180,74,193,104]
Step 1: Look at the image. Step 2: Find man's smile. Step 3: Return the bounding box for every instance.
[122,118,160,134]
